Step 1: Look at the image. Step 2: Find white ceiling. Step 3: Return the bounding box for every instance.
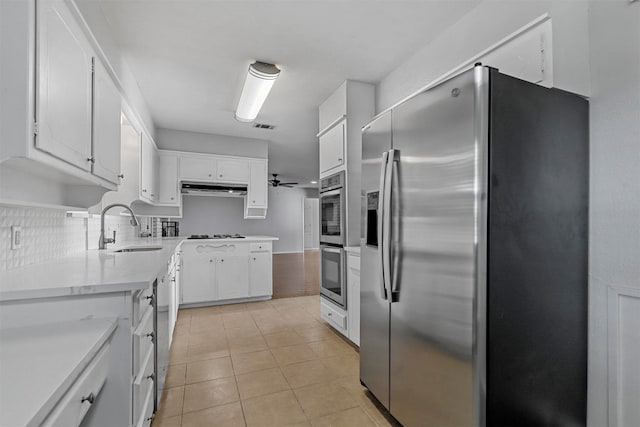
[95,0,479,185]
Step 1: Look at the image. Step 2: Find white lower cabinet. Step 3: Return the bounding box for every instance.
[321,298,348,337]
[217,256,250,300]
[42,343,111,427]
[249,253,272,297]
[181,241,273,305]
[346,252,360,346]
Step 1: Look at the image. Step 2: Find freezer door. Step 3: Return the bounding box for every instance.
[360,111,392,409]
[389,69,477,426]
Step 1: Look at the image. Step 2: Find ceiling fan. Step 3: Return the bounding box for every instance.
[269,174,298,188]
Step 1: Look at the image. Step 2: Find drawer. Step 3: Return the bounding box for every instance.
[42,343,110,427]
[133,306,154,372]
[347,254,360,272]
[134,286,154,325]
[321,299,347,332]
[249,242,271,253]
[135,381,155,427]
[133,346,155,422]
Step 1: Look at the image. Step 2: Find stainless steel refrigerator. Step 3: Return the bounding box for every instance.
[360,65,588,427]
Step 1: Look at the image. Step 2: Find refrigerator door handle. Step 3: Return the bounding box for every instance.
[378,150,389,300]
[382,149,395,300]
[389,149,400,296]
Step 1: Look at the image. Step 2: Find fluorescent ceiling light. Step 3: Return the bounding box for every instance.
[235,61,280,123]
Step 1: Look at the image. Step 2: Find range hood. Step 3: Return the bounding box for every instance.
[181,182,248,197]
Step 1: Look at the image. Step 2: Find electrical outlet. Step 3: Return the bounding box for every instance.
[11,225,22,250]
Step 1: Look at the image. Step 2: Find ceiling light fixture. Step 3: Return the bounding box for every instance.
[310,181,318,184]
[235,61,280,123]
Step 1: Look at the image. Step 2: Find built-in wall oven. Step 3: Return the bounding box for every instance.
[320,245,346,308]
[320,171,345,246]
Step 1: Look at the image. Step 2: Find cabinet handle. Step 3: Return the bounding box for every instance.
[81,393,95,404]
[253,257,256,261]
[209,259,213,263]
[147,373,155,381]
[221,259,224,262]
[252,200,256,203]
[171,197,174,200]
[219,174,223,178]
[146,332,155,343]
[151,193,155,197]
[87,157,95,164]
[118,173,124,179]
[208,174,212,177]
[337,158,343,162]
[142,189,147,193]
[328,312,332,316]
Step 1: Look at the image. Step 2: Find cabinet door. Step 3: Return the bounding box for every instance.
[181,249,215,304]
[140,134,155,202]
[36,0,93,171]
[347,255,360,346]
[92,59,121,184]
[180,156,216,181]
[249,253,272,297]
[247,161,267,208]
[216,159,249,183]
[319,122,345,173]
[158,154,179,205]
[216,256,249,300]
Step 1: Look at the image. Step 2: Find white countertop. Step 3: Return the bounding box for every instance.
[0,317,118,427]
[0,236,278,302]
[180,235,279,243]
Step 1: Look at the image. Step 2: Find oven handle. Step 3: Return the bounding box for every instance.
[322,247,342,254]
[320,188,343,198]
[378,151,389,300]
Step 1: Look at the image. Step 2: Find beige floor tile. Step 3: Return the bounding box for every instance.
[245,301,276,312]
[271,344,318,366]
[164,363,186,388]
[183,376,239,413]
[227,334,268,355]
[242,390,307,427]
[295,326,338,343]
[351,389,401,427]
[225,325,262,339]
[264,330,307,348]
[280,359,331,389]
[293,382,359,419]
[322,353,359,379]
[155,386,184,419]
[151,414,181,427]
[231,350,277,375]
[187,340,230,363]
[310,407,377,427]
[172,322,190,337]
[256,320,293,335]
[181,401,246,427]
[223,312,256,329]
[190,316,224,333]
[186,357,234,384]
[236,367,291,399]
[169,343,188,365]
[307,338,355,358]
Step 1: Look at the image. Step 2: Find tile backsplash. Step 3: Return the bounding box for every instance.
[0,205,157,272]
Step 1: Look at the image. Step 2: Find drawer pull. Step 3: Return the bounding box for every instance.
[328,312,333,316]
[81,393,95,405]
[147,373,155,381]
[146,332,155,343]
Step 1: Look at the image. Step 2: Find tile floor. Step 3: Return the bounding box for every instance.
[152,295,399,427]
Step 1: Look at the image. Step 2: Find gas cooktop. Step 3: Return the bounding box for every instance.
[187,234,246,239]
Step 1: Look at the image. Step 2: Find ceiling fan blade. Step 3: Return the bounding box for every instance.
[281,184,295,188]
[279,182,298,185]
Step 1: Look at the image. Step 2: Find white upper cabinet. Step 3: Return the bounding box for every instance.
[158,154,179,205]
[319,121,345,174]
[92,59,122,184]
[216,159,249,183]
[36,0,93,171]
[318,82,347,134]
[179,156,216,181]
[140,133,156,203]
[247,161,267,208]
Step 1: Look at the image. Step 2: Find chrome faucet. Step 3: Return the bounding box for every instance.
[99,203,139,249]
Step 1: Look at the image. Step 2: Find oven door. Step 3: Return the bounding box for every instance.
[320,245,346,308]
[320,188,345,245]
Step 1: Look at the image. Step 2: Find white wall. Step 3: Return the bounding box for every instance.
[376,0,590,113]
[587,2,640,426]
[180,187,311,253]
[157,128,269,159]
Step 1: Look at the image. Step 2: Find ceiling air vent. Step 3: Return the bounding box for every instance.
[253,123,275,130]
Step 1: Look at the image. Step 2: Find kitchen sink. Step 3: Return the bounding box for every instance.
[112,246,163,253]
